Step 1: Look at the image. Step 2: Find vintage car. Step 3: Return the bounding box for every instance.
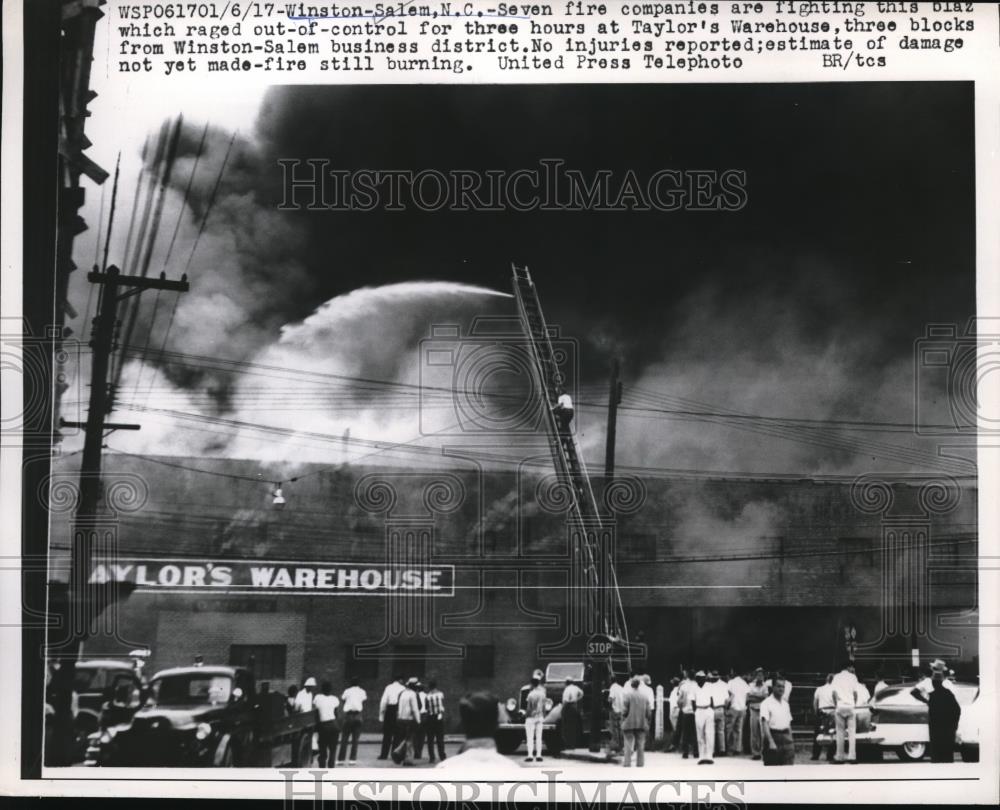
[44,659,145,762]
[66,659,144,732]
[85,665,317,767]
[955,687,980,763]
[495,662,598,755]
[816,680,979,761]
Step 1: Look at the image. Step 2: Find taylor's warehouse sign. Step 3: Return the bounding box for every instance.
[88,558,455,596]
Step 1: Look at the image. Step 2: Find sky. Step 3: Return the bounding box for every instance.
[65,78,978,479]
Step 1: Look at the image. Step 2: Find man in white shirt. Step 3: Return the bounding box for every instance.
[337,677,367,765]
[607,674,626,754]
[666,678,681,752]
[438,692,518,770]
[294,677,317,713]
[760,680,795,765]
[811,674,835,761]
[391,678,421,766]
[726,669,749,756]
[313,681,341,768]
[746,668,770,760]
[678,671,700,758]
[830,662,860,763]
[692,671,717,764]
[707,670,730,756]
[524,676,548,763]
[378,675,405,760]
[561,678,585,750]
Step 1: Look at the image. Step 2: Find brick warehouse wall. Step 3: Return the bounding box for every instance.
[52,455,979,731]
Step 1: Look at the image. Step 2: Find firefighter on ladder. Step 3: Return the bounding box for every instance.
[552,390,574,431]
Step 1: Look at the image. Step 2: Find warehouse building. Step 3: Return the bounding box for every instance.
[49,453,978,731]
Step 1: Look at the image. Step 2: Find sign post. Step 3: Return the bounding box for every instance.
[585,633,614,753]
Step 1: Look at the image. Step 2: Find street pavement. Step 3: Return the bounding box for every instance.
[308,738,976,771]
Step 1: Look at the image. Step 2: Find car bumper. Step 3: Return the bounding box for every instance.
[816,731,885,746]
[497,723,556,731]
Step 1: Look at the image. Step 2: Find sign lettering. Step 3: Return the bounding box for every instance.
[88,557,455,597]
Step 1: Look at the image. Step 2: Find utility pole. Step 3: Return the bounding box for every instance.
[47,265,187,764]
[604,358,622,479]
[589,359,622,755]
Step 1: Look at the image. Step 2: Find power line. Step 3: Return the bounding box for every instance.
[163,121,210,268]
[117,116,185,404]
[105,446,280,485]
[101,153,122,274]
[184,129,237,276]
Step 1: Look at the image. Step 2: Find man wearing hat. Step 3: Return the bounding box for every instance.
[294,677,317,713]
[524,673,548,763]
[707,670,729,756]
[692,670,716,764]
[915,659,955,699]
[910,661,961,762]
[391,677,422,766]
[745,668,770,760]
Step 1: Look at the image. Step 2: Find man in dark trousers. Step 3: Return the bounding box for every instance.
[560,677,584,750]
[377,674,405,760]
[911,665,961,763]
[621,674,652,767]
[423,680,447,764]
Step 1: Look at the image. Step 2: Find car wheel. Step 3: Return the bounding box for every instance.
[897,742,927,761]
[959,744,979,763]
[295,733,312,767]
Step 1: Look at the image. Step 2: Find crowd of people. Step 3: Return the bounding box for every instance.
[284,673,448,767]
[282,675,369,766]
[607,666,796,766]
[280,657,964,769]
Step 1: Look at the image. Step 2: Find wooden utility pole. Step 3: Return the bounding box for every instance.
[604,358,622,479]
[47,265,187,764]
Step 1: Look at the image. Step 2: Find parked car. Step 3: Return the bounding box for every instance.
[496,662,598,755]
[955,687,980,763]
[72,659,145,730]
[86,665,317,767]
[44,659,145,762]
[818,680,979,761]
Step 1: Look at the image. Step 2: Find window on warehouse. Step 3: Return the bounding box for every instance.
[344,645,379,683]
[229,644,287,680]
[462,645,495,678]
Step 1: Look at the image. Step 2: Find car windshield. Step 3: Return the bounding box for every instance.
[546,663,585,682]
[148,674,232,706]
[73,668,107,693]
